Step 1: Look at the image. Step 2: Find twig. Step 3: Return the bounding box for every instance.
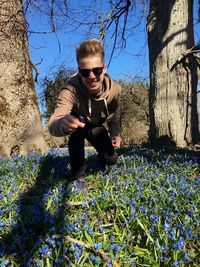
[59,201,85,206]
[31,58,43,82]
[53,234,110,265]
[101,223,113,227]
[171,42,200,71]
[176,42,200,63]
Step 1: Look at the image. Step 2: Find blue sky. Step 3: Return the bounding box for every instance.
[29,30,149,83]
[27,1,199,105]
[28,2,149,92]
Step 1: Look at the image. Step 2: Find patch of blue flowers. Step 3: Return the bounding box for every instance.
[0,146,199,266]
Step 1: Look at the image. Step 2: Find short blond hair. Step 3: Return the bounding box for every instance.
[76,39,104,64]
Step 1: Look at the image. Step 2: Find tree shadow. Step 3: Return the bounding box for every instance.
[135,139,199,166]
[119,137,200,166]
[0,152,72,266]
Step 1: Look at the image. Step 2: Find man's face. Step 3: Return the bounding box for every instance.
[78,56,106,94]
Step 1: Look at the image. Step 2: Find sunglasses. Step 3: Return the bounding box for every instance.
[78,67,104,77]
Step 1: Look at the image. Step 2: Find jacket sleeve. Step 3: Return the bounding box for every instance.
[106,82,121,137]
[48,88,76,136]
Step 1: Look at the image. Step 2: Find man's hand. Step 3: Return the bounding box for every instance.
[111,136,121,148]
[61,114,85,134]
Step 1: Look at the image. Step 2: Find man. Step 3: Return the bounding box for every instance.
[48,39,121,190]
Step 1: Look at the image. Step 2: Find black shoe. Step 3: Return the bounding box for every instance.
[97,155,113,173]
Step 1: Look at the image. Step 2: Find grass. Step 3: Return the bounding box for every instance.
[0,145,199,267]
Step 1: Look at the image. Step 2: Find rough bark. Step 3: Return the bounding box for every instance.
[0,0,48,156]
[147,0,199,147]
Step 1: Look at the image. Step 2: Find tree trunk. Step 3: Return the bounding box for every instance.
[0,0,48,156]
[147,0,199,147]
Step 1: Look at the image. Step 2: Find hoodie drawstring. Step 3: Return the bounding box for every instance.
[88,98,92,117]
[88,98,109,119]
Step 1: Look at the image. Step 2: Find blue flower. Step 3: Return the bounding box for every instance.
[94,243,102,250]
[0,221,7,227]
[74,249,81,258]
[139,206,146,212]
[38,244,52,258]
[183,252,190,262]
[162,246,169,253]
[130,199,135,205]
[161,256,169,262]
[88,255,96,261]
[99,226,105,232]
[150,214,159,226]
[109,244,120,254]
[55,258,63,264]
[0,259,10,267]
[173,260,182,266]
[173,237,185,251]
[90,197,96,205]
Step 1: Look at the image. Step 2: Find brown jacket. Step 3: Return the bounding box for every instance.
[48,73,121,137]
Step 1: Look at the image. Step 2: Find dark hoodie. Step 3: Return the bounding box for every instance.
[48,73,121,137]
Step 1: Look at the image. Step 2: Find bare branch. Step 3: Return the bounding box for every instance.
[50,0,61,53]
[99,0,131,64]
[50,0,55,32]
[107,21,118,67]
[176,40,200,63]
[193,54,200,61]
[27,29,55,34]
[31,58,43,83]
[22,0,144,65]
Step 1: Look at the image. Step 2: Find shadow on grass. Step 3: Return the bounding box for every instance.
[118,141,200,167]
[0,153,71,266]
[1,144,199,265]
